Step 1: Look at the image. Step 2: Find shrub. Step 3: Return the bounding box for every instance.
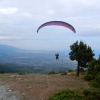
[47,71,57,75]
[83,88,100,100]
[18,72,26,75]
[89,72,100,88]
[49,89,83,100]
[84,58,100,81]
[68,69,74,72]
[49,88,100,100]
[0,70,5,74]
[84,73,94,81]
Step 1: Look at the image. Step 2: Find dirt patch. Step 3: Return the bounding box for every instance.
[0,73,89,100]
[0,85,20,100]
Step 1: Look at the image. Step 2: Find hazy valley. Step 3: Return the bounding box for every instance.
[0,44,76,73]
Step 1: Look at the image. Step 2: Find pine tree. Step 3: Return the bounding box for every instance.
[69,41,95,77]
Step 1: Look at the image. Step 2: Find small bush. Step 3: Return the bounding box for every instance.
[68,69,74,72]
[18,72,26,75]
[89,72,100,88]
[84,58,100,81]
[83,88,100,100]
[61,71,68,75]
[0,70,5,74]
[49,88,100,100]
[84,73,94,81]
[47,71,57,75]
[49,89,83,100]
[89,80,100,88]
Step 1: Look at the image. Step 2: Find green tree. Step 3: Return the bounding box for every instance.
[69,41,95,77]
[85,56,100,81]
[98,54,100,61]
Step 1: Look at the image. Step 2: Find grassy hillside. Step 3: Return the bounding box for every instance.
[0,73,88,100]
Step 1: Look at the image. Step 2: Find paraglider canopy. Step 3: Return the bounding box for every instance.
[37,21,76,33]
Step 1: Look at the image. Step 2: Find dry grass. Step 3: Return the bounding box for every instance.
[0,73,89,100]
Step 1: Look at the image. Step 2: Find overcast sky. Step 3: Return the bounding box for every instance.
[0,0,100,52]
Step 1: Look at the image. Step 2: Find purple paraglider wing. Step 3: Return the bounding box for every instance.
[37,21,76,33]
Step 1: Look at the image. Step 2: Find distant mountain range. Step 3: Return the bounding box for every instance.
[0,44,76,73]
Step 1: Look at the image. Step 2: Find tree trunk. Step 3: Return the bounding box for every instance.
[76,61,80,77]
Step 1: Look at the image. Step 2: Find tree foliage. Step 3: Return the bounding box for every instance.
[85,58,100,80]
[49,89,83,100]
[49,88,100,100]
[85,56,100,88]
[69,41,95,77]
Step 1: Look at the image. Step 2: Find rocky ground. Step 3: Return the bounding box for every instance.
[0,73,88,100]
[0,85,20,100]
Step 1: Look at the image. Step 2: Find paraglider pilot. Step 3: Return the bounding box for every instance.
[55,53,59,60]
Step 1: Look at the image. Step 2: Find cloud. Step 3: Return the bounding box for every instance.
[48,10,55,15]
[0,7,18,14]
[0,36,11,39]
[0,0,100,50]
[22,12,31,17]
